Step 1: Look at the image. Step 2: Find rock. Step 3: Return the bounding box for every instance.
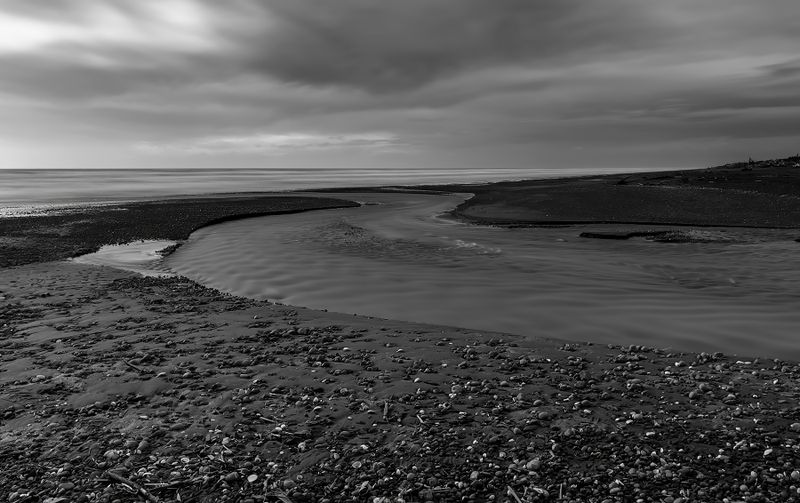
[525,458,541,470]
[103,449,122,461]
[722,393,738,404]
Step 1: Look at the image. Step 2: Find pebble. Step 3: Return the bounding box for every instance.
[5,264,800,503]
[103,449,122,460]
[525,458,541,470]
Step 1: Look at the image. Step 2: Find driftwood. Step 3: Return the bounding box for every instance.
[105,471,160,503]
[266,490,295,503]
[122,360,150,374]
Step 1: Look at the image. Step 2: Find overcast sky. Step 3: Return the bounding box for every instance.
[1,0,798,171]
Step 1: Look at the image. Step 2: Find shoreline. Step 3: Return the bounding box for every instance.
[441,157,800,230]
[2,158,800,501]
[1,262,798,502]
[0,195,360,268]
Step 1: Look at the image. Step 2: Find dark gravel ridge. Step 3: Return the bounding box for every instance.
[418,156,800,229]
[0,196,359,268]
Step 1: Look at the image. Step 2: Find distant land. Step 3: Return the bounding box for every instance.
[426,155,800,229]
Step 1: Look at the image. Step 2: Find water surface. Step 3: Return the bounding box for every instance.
[1,166,674,216]
[166,193,800,359]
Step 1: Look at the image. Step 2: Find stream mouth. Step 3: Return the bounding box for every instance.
[70,240,178,277]
[93,191,800,360]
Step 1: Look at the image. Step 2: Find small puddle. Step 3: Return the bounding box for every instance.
[70,240,178,277]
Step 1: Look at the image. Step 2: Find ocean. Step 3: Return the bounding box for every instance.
[0,166,668,215]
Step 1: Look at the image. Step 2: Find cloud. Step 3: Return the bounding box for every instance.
[761,58,800,79]
[1,1,799,170]
[0,1,232,55]
[235,0,668,93]
[137,132,405,155]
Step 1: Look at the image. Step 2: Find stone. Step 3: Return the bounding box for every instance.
[525,458,541,470]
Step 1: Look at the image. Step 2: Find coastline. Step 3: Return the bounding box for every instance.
[2,160,800,501]
[0,195,360,268]
[2,262,799,502]
[433,156,800,229]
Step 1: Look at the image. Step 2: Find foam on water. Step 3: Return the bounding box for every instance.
[163,192,800,359]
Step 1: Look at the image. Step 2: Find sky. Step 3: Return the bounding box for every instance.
[0,0,798,171]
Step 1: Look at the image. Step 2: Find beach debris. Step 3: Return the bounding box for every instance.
[105,471,160,503]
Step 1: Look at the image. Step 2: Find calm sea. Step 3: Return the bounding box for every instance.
[1,166,669,215]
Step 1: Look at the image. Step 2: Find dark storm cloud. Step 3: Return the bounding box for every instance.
[236,0,666,93]
[762,58,800,79]
[1,0,799,169]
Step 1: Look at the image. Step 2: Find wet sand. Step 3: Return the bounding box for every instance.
[2,160,800,502]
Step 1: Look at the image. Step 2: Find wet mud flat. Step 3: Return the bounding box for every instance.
[1,263,799,502]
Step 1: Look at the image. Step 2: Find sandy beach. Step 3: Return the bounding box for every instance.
[2,159,800,502]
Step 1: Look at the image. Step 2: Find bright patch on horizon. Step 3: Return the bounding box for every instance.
[137,132,406,155]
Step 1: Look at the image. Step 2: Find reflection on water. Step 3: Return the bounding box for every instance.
[166,192,800,359]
